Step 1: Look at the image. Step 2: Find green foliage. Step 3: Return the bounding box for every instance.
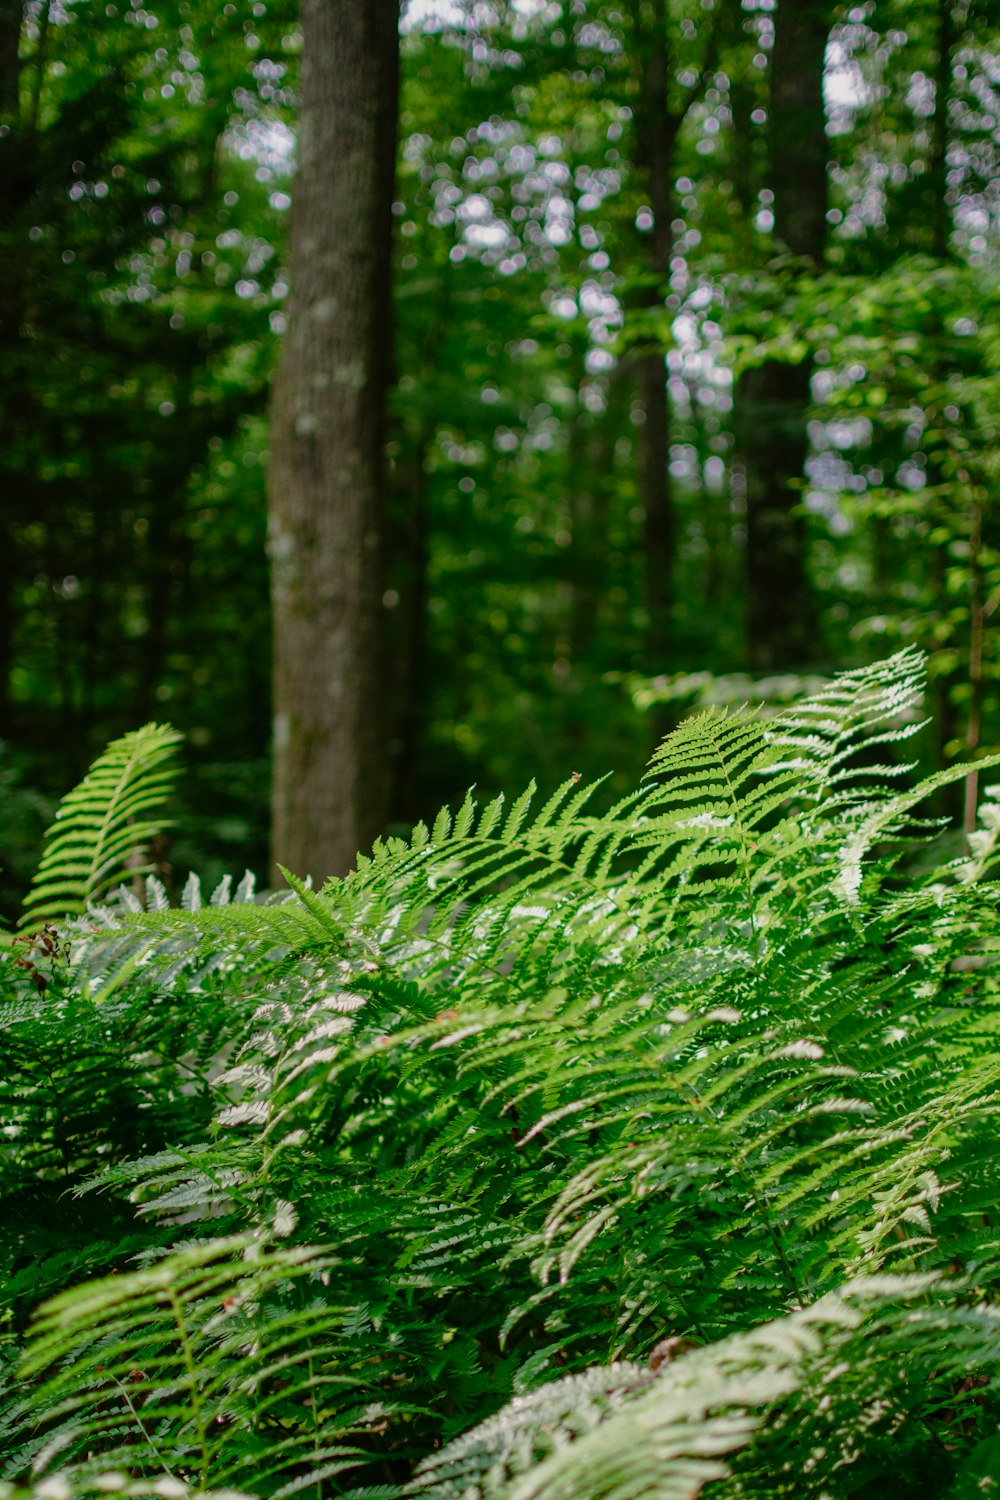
[5,652,1000,1497]
[0,0,287,920]
[4,0,1000,900]
[0,1485,254,1500]
[20,724,182,927]
[412,1278,1000,1500]
[14,1236,368,1491]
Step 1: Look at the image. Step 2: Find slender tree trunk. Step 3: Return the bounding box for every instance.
[927,0,963,803]
[629,0,677,669]
[627,0,723,668]
[136,365,197,724]
[566,391,607,668]
[0,0,19,119]
[389,427,431,822]
[386,254,453,824]
[963,497,983,839]
[929,0,957,260]
[637,0,676,668]
[0,0,24,736]
[736,358,816,669]
[268,0,399,881]
[736,0,830,671]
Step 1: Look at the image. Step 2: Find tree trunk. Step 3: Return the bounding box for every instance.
[638,0,676,668]
[627,0,722,669]
[736,0,829,672]
[629,0,677,670]
[929,0,956,261]
[268,0,399,882]
[0,0,24,737]
[388,424,431,823]
[737,360,816,669]
[0,0,19,119]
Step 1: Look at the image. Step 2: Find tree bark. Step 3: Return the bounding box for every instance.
[0,0,24,737]
[627,0,722,669]
[268,0,399,881]
[929,0,956,261]
[632,0,676,669]
[736,0,830,672]
[0,0,19,118]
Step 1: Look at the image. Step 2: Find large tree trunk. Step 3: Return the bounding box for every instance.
[268,0,399,882]
[736,0,830,671]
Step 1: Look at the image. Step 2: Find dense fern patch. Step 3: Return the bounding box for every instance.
[4,652,1000,1498]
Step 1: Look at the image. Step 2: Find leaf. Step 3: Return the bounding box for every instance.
[20,724,182,926]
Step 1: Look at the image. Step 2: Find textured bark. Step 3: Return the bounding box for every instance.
[737,0,830,671]
[268,0,399,881]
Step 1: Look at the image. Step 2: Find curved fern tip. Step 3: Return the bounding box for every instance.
[20,722,183,929]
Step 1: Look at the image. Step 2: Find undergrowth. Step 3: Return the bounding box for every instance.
[3,650,1000,1499]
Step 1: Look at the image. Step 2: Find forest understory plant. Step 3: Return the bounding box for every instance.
[4,650,1000,1498]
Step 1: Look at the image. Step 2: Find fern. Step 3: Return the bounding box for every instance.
[6,652,1000,1497]
[10,1236,376,1492]
[20,724,182,927]
[414,1276,1000,1500]
[0,1484,257,1500]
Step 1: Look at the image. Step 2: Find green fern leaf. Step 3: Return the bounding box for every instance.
[20,724,181,927]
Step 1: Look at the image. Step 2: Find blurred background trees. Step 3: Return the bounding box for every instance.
[1,0,998,907]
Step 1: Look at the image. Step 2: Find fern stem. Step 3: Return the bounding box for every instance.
[109,1371,178,1477]
[708,734,761,958]
[308,1351,322,1500]
[734,1156,804,1309]
[686,1078,804,1310]
[166,1283,212,1482]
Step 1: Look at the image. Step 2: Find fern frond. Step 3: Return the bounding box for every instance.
[11,1235,374,1491]
[13,651,1000,1500]
[0,1481,257,1500]
[414,1276,1000,1500]
[20,725,182,927]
